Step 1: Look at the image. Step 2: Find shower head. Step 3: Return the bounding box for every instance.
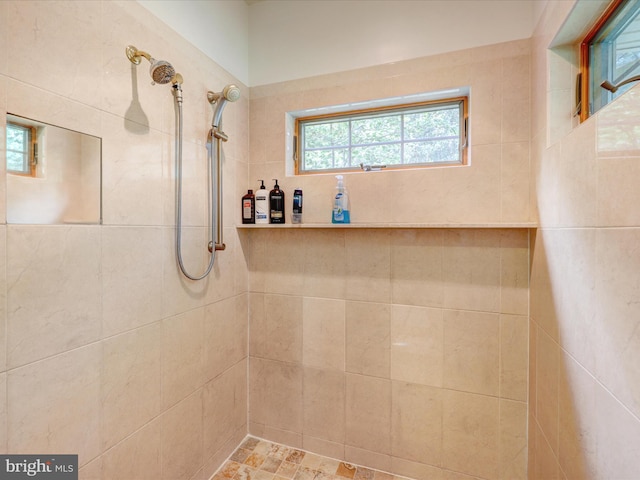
[149,59,176,85]
[126,45,182,85]
[208,84,241,129]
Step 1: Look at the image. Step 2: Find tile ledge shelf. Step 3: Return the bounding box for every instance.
[236,222,537,229]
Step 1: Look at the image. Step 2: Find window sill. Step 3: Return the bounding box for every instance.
[237,222,537,229]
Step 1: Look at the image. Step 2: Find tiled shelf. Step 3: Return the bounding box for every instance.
[237,222,537,229]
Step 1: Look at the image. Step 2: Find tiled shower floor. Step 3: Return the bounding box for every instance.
[213,437,414,480]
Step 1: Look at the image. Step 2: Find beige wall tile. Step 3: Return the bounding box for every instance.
[442,390,499,479]
[205,226,239,305]
[204,359,247,460]
[0,373,6,453]
[470,60,503,146]
[261,425,303,450]
[102,420,162,480]
[251,229,306,296]
[500,229,529,315]
[391,381,442,466]
[102,323,162,450]
[502,55,531,144]
[391,230,443,308]
[7,0,102,109]
[346,301,390,378]
[533,421,559,480]
[594,228,640,419]
[302,435,345,461]
[101,226,164,337]
[441,149,501,224]
[344,446,391,474]
[390,305,443,387]
[101,112,164,226]
[597,156,640,226]
[500,314,528,401]
[345,374,391,455]
[303,297,345,371]
[205,296,249,381]
[250,293,302,364]
[249,358,303,433]
[557,354,597,480]
[529,231,560,342]
[501,143,531,223]
[442,229,501,313]
[7,225,102,368]
[79,456,102,480]
[529,319,537,420]
[594,383,640,478]
[0,227,5,374]
[390,457,444,480]
[303,367,345,444]
[557,120,597,227]
[443,309,500,396]
[161,227,209,318]
[162,308,205,410]
[536,328,559,456]
[345,230,391,303]
[388,168,447,225]
[161,391,204,480]
[499,400,527,479]
[7,344,101,464]
[302,231,346,299]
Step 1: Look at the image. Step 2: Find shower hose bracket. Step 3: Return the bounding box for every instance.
[209,241,226,252]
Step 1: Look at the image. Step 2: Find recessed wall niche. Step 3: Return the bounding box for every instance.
[6,113,102,225]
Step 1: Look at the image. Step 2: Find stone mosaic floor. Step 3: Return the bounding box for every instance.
[212,437,413,480]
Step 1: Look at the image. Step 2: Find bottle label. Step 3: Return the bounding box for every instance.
[243,200,252,219]
[333,193,344,221]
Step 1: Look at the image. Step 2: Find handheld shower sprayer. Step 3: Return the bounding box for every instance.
[207,84,241,130]
[126,45,183,86]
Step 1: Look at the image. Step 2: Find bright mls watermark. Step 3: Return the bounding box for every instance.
[0,456,77,480]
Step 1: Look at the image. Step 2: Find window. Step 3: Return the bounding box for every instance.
[6,121,36,176]
[580,0,640,119]
[295,96,468,174]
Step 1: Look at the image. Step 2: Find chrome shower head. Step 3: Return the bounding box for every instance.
[207,84,241,129]
[126,45,181,86]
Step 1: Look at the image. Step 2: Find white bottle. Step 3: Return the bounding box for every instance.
[255,180,269,224]
[332,175,350,224]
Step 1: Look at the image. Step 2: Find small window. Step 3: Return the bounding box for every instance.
[295,97,468,174]
[6,121,36,176]
[580,0,640,119]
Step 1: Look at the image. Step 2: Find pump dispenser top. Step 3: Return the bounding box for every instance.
[332,175,350,224]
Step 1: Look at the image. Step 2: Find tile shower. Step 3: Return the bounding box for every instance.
[0,1,639,480]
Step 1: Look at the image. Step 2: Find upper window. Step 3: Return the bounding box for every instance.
[6,121,36,176]
[581,0,640,119]
[295,96,468,174]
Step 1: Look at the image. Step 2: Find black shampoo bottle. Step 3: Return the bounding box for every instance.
[269,179,285,224]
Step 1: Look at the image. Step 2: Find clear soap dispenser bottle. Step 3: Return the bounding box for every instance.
[332,175,350,224]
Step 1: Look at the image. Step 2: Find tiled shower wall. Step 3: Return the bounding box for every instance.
[0,1,249,478]
[244,228,529,480]
[247,39,533,479]
[529,1,640,477]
